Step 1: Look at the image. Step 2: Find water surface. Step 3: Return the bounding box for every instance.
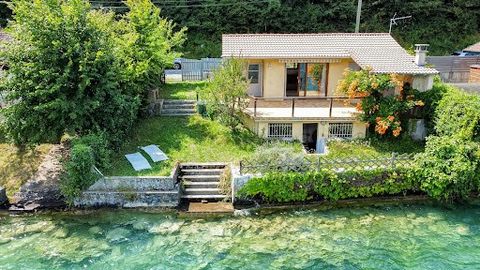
[1,203,480,269]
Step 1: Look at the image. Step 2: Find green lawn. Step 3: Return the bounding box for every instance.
[158,81,207,100]
[107,115,263,176]
[325,137,424,159]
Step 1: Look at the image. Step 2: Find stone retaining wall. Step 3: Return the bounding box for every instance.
[74,164,181,208]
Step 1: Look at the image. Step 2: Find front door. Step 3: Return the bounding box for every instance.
[248,63,262,97]
[302,123,318,153]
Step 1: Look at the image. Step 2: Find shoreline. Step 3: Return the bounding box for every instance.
[2,194,473,217]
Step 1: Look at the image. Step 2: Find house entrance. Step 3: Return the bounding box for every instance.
[286,63,299,96]
[302,123,318,153]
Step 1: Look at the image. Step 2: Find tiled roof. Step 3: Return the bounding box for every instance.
[464,41,480,53]
[222,33,438,75]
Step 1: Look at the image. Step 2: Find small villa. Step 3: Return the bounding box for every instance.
[222,33,438,151]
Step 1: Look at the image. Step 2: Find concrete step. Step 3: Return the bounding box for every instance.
[180,163,226,170]
[161,108,196,114]
[161,113,194,117]
[181,169,224,175]
[184,188,221,195]
[179,175,221,182]
[181,194,227,200]
[163,100,196,104]
[162,104,195,109]
[183,181,219,188]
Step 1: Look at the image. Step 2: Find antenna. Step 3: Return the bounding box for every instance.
[389,13,412,34]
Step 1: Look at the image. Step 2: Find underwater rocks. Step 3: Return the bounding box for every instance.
[10,145,66,211]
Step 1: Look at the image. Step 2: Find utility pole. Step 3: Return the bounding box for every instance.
[389,13,412,34]
[355,0,362,33]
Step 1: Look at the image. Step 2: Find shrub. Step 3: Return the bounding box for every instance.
[434,87,480,141]
[243,141,308,173]
[61,143,98,204]
[202,58,250,129]
[73,133,112,171]
[238,168,418,203]
[415,136,480,201]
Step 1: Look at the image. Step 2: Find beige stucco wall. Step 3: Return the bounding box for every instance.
[327,60,350,96]
[262,59,285,98]
[252,119,366,141]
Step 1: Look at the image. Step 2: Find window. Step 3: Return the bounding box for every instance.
[248,64,259,84]
[268,123,293,139]
[328,123,353,139]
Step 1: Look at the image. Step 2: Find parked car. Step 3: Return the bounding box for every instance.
[451,51,480,57]
[173,58,184,69]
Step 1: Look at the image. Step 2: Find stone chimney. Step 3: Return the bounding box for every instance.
[414,44,429,66]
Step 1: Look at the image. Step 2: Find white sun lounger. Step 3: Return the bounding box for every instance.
[125,152,152,171]
[140,145,169,162]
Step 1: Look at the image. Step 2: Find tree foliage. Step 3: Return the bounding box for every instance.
[202,58,250,129]
[156,0,479,58]
[0,0,185,146]
[0,0,139,146]
[116,0,186,100]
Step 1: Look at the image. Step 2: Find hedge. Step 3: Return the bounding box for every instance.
[237,168,419,203]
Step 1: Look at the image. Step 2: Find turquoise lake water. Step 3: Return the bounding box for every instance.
[1,203,480,269]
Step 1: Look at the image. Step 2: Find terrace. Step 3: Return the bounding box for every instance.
[244,96,361,120]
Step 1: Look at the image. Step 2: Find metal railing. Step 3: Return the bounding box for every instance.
[248,95,359,118]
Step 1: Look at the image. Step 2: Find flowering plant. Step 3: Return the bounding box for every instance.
[337,67,424,137]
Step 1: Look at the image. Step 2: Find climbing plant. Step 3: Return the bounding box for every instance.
[337,68,424,137]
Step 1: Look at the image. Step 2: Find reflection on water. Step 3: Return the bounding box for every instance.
[1,203,480,269]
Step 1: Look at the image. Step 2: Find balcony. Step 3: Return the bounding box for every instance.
[244,96,360,120]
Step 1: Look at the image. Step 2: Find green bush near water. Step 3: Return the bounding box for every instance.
[238,168,419,203]
[61,144,98,203]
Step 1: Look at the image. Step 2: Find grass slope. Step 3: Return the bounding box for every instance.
[0,144,52,197]
[108,115,263,176]
[158,82,207,100]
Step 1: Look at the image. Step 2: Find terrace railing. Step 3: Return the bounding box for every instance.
[247,96,360,118]
[239,152,416,175]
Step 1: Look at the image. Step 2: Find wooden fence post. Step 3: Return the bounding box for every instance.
[254,99,257,117]
[239,160,243,175]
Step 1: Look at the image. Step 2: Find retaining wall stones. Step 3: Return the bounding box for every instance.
[74,164,181,208]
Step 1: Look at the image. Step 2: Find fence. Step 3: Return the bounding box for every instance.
[427,56,480,83]
[181,58,222,81]
[239,153,416,175]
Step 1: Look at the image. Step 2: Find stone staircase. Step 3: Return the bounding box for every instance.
[179,163,228,201]
[161,100,196,116]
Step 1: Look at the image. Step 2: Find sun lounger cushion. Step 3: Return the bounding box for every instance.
[140,145,169,162]
[125,152,152,171]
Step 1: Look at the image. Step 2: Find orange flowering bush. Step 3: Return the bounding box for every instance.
[337,67,424,137]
